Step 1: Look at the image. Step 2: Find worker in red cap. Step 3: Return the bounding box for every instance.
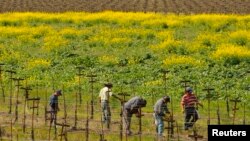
[181,87,203,130]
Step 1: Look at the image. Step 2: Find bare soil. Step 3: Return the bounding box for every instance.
[0,0,249,14]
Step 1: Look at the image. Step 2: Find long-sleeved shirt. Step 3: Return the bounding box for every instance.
[124,96,144,111]
[99,86,112,102]
[50,94,58,108]
[154,98,169,116]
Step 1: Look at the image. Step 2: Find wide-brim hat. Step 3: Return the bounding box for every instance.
[104,82,113,87]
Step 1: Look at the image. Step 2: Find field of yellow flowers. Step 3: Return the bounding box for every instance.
[0,12,249,87]
[0,12,249,141]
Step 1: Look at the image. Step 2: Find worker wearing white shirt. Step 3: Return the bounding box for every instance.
[99,82,113,129]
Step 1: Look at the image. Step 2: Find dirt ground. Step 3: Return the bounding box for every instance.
[0,0,249,14]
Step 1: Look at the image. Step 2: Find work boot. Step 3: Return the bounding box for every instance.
[126,130,132,135]
[157,134,164,141]
[188,123,194,128]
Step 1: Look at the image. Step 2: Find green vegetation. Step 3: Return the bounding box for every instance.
[0,12,249,140]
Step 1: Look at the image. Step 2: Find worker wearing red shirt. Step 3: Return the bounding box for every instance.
[181,87,203,130]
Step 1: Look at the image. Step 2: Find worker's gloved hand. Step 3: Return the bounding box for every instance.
[163,114,171,121]
[158,113,165,116]
[182,109,185,114]
[135,112,140,118]
[200,104,204,108]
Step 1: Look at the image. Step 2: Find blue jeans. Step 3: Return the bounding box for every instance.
[101,101,111,127]
[155,114,164,136]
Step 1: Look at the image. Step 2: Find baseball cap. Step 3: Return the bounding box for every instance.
[185,87,193,93]
[163,96,170,102]
[56,90,62,95]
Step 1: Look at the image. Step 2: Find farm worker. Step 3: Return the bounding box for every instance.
[49,90,62,124]
[99,82,113,129]
[153,96,170,137]
[181,87,203,130]
[123,96,147,135]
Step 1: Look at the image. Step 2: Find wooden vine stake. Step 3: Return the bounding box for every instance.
[21,86,32,133]
[13,78,24,123]
[86,72,97,120]
[57,86,69,141]
[162,70,175,138]
[5,70,16,114]
[27,97,40,141]
[113,92,130,141]
[202,87,214,125]
[188,127,203,141]
[230,96,241,125]
[0,63,5,103]
[76,66,84,105]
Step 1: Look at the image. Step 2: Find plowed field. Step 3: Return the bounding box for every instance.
[0,0,249,14]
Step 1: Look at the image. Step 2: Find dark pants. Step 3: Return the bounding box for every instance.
[184,107,199,129]
[50,106,57,125]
